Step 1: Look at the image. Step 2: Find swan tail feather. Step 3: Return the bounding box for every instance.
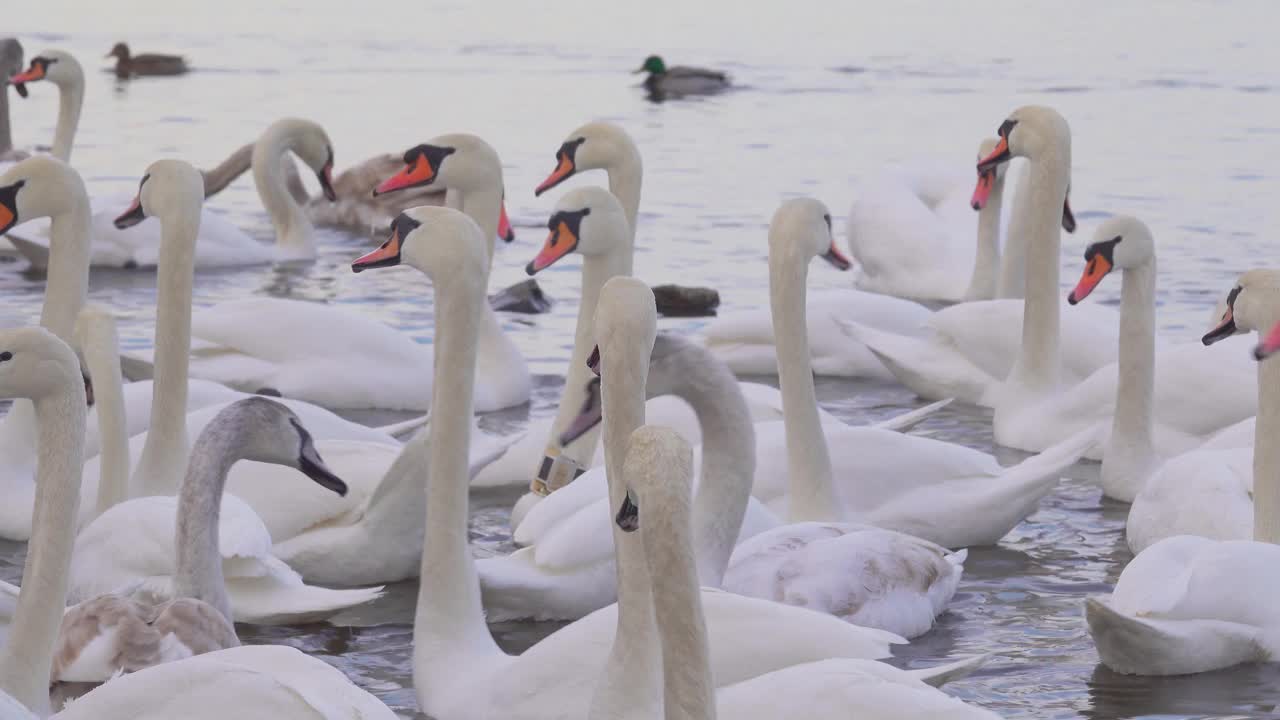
[905,652,992,687]
[1084,596,1263,675]
[374,413,430,440]
[226,583,385,625]
[873,398,953,433]
[836,318,991,405]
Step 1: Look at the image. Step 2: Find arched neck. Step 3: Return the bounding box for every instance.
[607,156,643,236]
[964,174,1006,301]
[173,424,241,624]
[252,132,315,260]
[590,333,660,720]
[50,80,83,163]
[201,142,254,199]
[1255,351,1280,544]
[997,164,1033,299]
[0,387,84,715]
[134,208,199,496]
[413,269,496,701]
[1104,260,1156,483]
[1005,147,1070,396]
[770,253,838,522]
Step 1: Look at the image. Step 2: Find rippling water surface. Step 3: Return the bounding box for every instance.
[4,2,1280,717]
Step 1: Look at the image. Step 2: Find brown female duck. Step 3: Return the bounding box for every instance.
[105,42,188,78]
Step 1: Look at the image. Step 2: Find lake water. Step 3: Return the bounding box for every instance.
[3,1,1279,717]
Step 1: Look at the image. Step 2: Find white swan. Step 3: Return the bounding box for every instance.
[1124,270,1280,554]
[1053,216,1256,501]
[52,397,349,683]
[1087,306,1280,675]
[751,197,1097,546]
[1,50,278,270]
[363,213,907,720]
[604,425,1001,720]
[846,138,1018,303]
[131,132,531,413]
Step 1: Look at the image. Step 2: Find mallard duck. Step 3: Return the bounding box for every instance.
[105,42,188,78]
[633,54,729,99]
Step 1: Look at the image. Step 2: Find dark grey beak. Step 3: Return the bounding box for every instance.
[615,491,639,532]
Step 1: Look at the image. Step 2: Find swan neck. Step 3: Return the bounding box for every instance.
[41,196,92,343]
[253,131,314,259]
[414,267,497,694]
[201,142,254,199]
[643,478,717,720]
[965,173,1005,301]
[1255,355,1280,544]
[1006,148,1069,394]
[135,207,199,496]
[0,388,84,715]
[85,322,131,518]
[1106,260,1156,468]
[51,79,82,163]
[608,157,643,237]
[173,426,238,623]
[770,252,838,522]
[672,353,755,587]
[997,163,1032,299]
[0,85,11,155]
[458,185,502,270]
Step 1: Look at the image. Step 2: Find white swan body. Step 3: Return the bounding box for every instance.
[603,425,1000,720]
[1087,271,1280,675]
[761,197,1097,548]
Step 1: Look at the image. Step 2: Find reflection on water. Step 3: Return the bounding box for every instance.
[4,1,1280,718]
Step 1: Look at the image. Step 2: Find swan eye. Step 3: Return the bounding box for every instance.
[0,352,11,362]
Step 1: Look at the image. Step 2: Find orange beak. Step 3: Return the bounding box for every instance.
[0,200,15,234]
[1255,321,1280,361]
[352,226,404,272]
[535,154,576,196]
[526,221,578,275]
[971,169,995,210]
[8,65,45,86]
[374,154,436,196]
[1067,255,1112,305]
[499,203,515,243]
[114,195,146,229]
[822,241,852,271]
[976,135,1010,173]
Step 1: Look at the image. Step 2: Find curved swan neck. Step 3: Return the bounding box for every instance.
[640,452,716,720]
[1006,144,1070,395]
[457,184,502,270]
[252,128,315,260]
[41,185,92,343]
[1255,353,1280,544]
[173,424,242,623]
[607,156,643,237]
[1104,260,1156,488]
[546,249,633,472]
[965,172,1006,301]
[201,142,254,199]
[664,348,755,587]
[414,264,497,696]
[770,248,838,522]
[0,382,85,714]
[50,76,83,163]
[134,202,200,496]
[996,163,1032,299]
[81,313,131,517]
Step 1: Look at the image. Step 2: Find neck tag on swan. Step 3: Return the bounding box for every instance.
[531,449,585,496]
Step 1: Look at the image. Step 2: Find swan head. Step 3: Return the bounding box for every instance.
[351,206,488,288]
[534,121,638,196]
[113,159,204,229]
[526,186,628,274]
[261,118,336,201]
[374,133,499,198]
[977,106,1075,231]
[1067,215,1154,305]
[970,137,1009,210]
[618,425,694,534]
[209,397,347,496]
[768,197,850,271]
[0,156,86,234]
[1205,270,1280,347]
[7,49,82,98]
[0,327,83,405]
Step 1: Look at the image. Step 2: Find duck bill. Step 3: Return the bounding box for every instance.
[535,155,576,196]
[298,443,348,496]
[114,195,146,229]
[317,162,337,202]
[822,242,852,271]
[971,170,995,210]
[499,203,515,243]
[976,136,1011,173]
[1254,322,1280,361]
[1067,256,1111,305]
[374,154,435,196]
[1062,195,1076,233]
[1202,307,1237,346]
[351,227,403,272]
[525,222,578,275]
